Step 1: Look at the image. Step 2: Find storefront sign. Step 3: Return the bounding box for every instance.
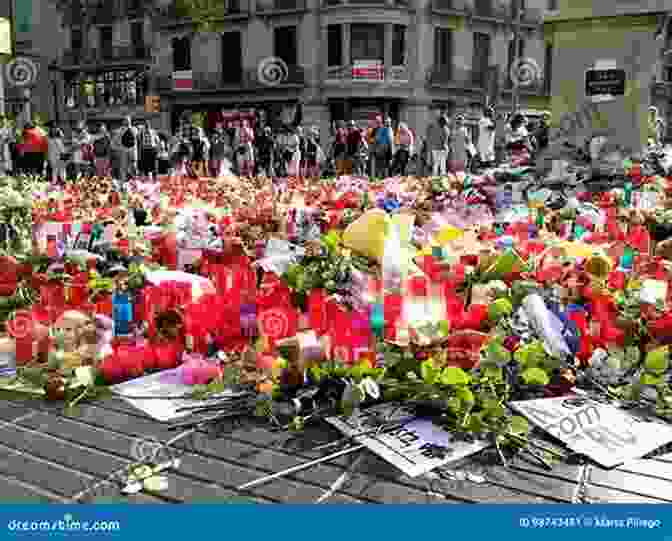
[352,60,385,81]
[0,18,11,56]
[585,68,626,99]
[172,70,193,91]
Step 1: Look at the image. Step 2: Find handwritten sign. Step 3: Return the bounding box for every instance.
[509,396,672,468]
[326,404,489,477]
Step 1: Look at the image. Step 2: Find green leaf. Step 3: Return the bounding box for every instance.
[640,373,664,386]
[466,412,486,433]
[420,359,438,384]
[481,366,504,383]
[440,367,471,386]
[455,386,475,406]
[645,347,669,374]
[508,415,529,437]
[520,367,550,386]
[446,396,462,413]
[514,340,547,369]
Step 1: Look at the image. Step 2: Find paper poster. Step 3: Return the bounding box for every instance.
[633,191,659,211]
[326,404,490,477]
[509,396,672,468]
[111,369,244,422]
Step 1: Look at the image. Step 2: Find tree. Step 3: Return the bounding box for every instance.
[174,0,230,32]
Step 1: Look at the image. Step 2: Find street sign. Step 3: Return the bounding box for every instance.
[585,68,626,97]
[0,18,11,57]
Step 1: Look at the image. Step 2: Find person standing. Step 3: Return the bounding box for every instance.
[333,120,348,177]
[92,124,112,178]
[302,126,321,180]
[255,125,275,177]
[448,114,471,173]
[372,117,395,178]
[393,122,414,176]
[285,125,302,178]
[345,120,364,176]
[157,133,171,176]
[71,121,91,179]
[210,125,232,178]
[20,122,49,176]
[506,112,532,165]
[116,116,138,184]
[138,120,160,178]
[0,117,13,175]
[47,127,67,184]
[426,111,450,176]
[236,119,255,177]
[477,106,496,168]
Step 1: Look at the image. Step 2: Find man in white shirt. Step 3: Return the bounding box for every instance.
[477,106,496,167]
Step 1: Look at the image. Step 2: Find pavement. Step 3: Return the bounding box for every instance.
[0,394,671,503]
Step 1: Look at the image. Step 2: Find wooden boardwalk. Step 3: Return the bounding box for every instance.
[1,394,671,503]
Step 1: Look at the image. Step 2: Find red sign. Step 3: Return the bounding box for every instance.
[352,60,384,81]
[172,70,193,91]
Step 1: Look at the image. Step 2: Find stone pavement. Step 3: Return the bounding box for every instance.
[0,394,671,504]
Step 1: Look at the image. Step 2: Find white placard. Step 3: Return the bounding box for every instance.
[640,279,667,306]
[326,404,489,477]
[112,369,244,422]
[509,396,672,468]
[633,191,659,211]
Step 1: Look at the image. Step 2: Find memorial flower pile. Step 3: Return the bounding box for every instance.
[2,155,672,474]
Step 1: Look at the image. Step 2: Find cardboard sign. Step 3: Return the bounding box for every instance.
[326,404,489,477]
[509,396,672,468]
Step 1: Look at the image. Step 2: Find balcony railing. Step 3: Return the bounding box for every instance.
[59,46,151,66]
[502,76,549,95]
[157,65,306,91]
[427,66,487,88]
[471,1,507,19]
[432,0,467,12]
[323,0,407,5]
[324,64,409,83]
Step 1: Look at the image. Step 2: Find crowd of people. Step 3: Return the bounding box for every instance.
[5,102,667,184]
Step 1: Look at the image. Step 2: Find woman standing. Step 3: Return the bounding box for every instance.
[71,121,92,179]
[285,126,302,178]
[236,119,255,177]
[47,127,67,184]
[448,114,471,173]
[333,120,348,177]
[157,134,171,176]
[92,124,112,178]
[393,122,414,176]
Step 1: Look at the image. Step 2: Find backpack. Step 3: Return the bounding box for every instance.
[93,136,110,157]
[122,128,135,149]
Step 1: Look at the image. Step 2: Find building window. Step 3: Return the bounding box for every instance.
[547,0,557,10]
[328,25,342,66]
[474,0,492,17]
[99,26,113,60]
[507,37,525,81]
[392,25,406,66]
[131,21,144,57]
[471,32,491,84]
[350,24,384,62]
[544,43,553,92]
[221,32,242,83]
[434,28,453,67]
[71,28,83,52]
[274,26,298,66]
[172,37,191,71]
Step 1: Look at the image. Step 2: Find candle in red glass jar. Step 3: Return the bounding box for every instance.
[154,341,182,370]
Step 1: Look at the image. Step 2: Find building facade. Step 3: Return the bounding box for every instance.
[0,0,65,125]
[52,0,551,137]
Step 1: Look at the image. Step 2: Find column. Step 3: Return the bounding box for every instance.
[342,23,350,66]
[384,23,393,73]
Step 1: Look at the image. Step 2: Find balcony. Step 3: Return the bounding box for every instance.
[324,64,409,84]
[470,1,508,21]
[427,65,488,89]
[257,0,307,12]
[431,0,467,14]
[158,0,250,24]
[57,46,151,68]
[157,65,306,92]
[502,76,549,96]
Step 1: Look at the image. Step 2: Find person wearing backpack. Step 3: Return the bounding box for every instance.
[189,126,209,178]
[138,120,159,178]
[116,116,138,183]
[92,124,111,178]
